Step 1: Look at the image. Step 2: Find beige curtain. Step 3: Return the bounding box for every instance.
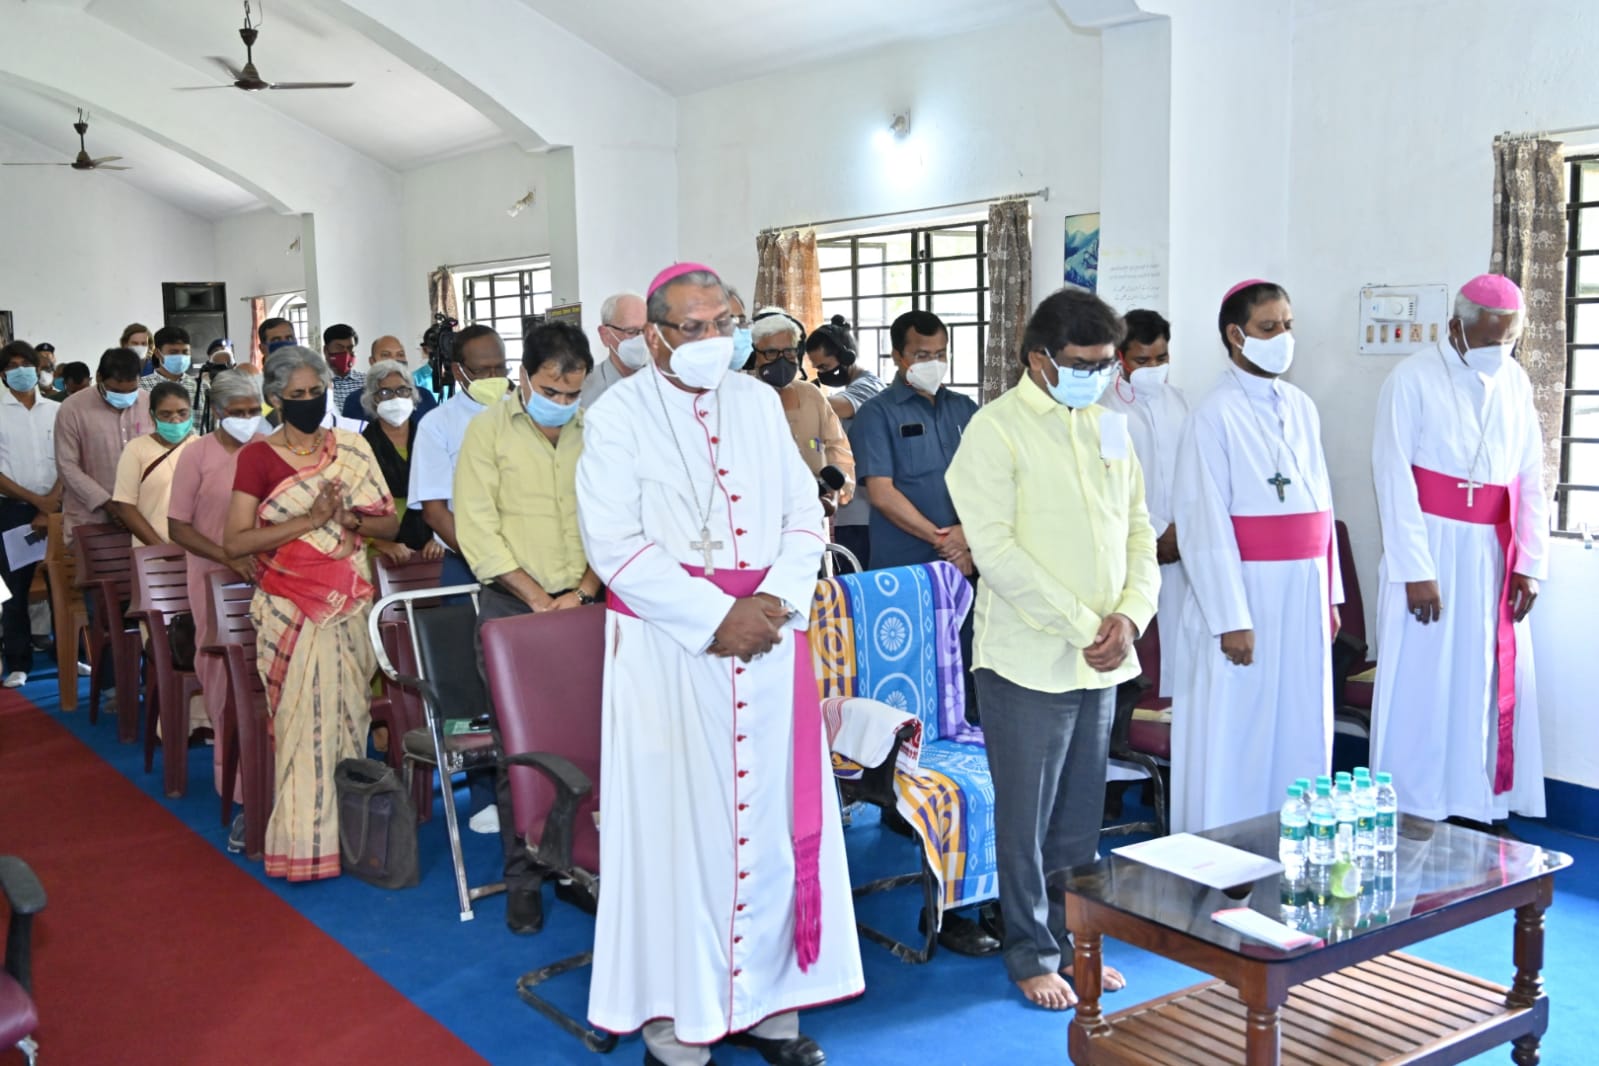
[983,199,1033,403]
[428,266,460,324]
[1490,137,1568,496]
[754,229,822,330]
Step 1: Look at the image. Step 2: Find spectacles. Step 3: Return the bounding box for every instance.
[603,324,645,339]
[652,316,736,342]
[1053,357,1116,376]
[754,347,801,363]
[904,350,948,363]
[375,385,415,401]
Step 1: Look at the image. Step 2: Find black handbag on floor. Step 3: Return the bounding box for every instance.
[334,757,419,889]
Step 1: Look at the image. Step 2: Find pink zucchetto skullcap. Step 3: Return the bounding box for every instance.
[1460,273,1524,313]
[1222,278,1273,306]
[647,262,720,298]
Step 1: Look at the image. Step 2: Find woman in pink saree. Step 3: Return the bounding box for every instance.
[224,346,398,882]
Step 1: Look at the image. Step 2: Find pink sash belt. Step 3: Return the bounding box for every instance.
[1232,510,1336,629]
[1413,465,1520,794]
[609,565,824,972]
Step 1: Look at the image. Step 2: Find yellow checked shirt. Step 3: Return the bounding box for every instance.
[454,397,588,594]
[945,377,1160,693]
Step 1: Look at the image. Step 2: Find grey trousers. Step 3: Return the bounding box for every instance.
[642,1012,798,1066]
[975,669,1115,982]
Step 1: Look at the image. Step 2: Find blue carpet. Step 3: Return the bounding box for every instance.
[16,656,1597,1065]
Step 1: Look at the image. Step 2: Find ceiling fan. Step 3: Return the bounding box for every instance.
[2,110,129,172]
[178,0,354,93]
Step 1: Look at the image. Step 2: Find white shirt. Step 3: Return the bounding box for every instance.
[406,389,487,511]
[0,388,60,497]
[1100,374,1189,533]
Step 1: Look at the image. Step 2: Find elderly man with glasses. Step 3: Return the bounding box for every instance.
[577,263,862,1066]
[748,308,854,516]
[581,291,650,408]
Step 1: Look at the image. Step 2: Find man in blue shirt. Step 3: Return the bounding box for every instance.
[848,311,978,573]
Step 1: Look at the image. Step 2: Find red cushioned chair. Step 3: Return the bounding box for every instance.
[73,523,142,742]
[370,555,444,777]
[1104,615,1171,838]
[1332,519,1377,739]
[204,570,273,861]
[128,544,204,797]
[480,604,614,1053]
[0,856,45,1066]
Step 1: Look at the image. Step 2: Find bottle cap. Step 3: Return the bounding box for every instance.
[1335,771,1352,784]
[1355,766,1370,777]
[1337,780,1352,793]
[1295,777,1312,791]
[1376,771,1392,784]
[1287,785,1303,799]
[1316,782,1331,796]
[1316,774,1332,787]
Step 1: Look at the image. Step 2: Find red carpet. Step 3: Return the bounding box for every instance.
[0,694,485,1065]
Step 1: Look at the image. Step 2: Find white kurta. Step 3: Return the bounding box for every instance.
[1102,375,1190,695]
[1369,342,1549,822]
[577,363,864,1044]
[1170,366,1344,834]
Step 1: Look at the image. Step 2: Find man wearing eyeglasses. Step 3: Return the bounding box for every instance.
[847,310,979,573]
[580,291,649,408]
[946,287,1159,1012]
[339,334,438,420]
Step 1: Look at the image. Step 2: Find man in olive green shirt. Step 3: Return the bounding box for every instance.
[455,319,602,934]
[945,288,1160,1012]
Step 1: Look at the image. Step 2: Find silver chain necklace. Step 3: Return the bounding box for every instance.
[650,368,725,573]
[1230,366,1309,505]
[1436,343,1498,507]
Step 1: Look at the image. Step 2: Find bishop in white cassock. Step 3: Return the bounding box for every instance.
[1370,274,1548,825]
[1100,316,1190,694]
[577,265,861,1066]
[1170,280,1343,834]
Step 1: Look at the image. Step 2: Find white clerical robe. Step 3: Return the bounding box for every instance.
[1102,374,1190,695]
[1170,366,1343,834]
[1370,342,1548,822]
[576,363,864,1044]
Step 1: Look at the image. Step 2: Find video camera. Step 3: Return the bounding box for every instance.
[426,312,459,398]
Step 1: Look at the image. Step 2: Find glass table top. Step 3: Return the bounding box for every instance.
[1060,814,1573,961]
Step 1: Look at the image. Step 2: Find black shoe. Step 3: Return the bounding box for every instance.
[226,812,246,853]
[723,1032,825,1066]
[918,908,1002,957]
[505,887,544,935]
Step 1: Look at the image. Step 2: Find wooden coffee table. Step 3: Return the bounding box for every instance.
[1061,815,1572,1065]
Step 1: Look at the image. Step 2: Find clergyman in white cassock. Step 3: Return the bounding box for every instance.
[1170,280,1342,835]
[1370,274,1548,824]
[577,264,862,1066]
[1100,312,1190,695]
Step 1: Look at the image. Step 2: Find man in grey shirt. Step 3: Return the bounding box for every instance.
[807,315,884,570]
[579,291,648,408]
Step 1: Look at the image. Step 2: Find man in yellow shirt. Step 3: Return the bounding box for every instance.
[455,319,603,935]
[945,288,1160,1012]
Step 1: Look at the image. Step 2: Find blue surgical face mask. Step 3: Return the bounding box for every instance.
[730,326,753,369]
[523,379,579,428]
[4,366,38,393]
[102,386,139,410]
[155,417,193,444]
[1043,358,1112,409]
[162,353,191,376]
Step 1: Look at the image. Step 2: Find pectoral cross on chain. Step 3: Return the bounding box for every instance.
[1458,478,1481,509]
[692,525,724,575]
[1267,471,1292,503]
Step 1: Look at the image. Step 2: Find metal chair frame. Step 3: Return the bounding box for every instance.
[367,583,507,922]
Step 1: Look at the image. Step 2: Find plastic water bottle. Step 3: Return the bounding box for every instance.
[1353,770,1377,859]
[1375,771,1399,854]
[1309,781,1337,868]
[1333,780,1357,861]
[1279,785,1308,872]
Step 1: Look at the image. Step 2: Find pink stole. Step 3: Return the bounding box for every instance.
[608,564,825,972]
[1231,510,1336,627]
[1412,465,1520,794]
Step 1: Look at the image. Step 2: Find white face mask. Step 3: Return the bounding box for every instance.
[1453,323,1514,376]
[220,415,263,443]
[376,396,415,427]
[657,329,733,391]
[615,333,651,370]
[37,370,54,389]
[1128,365,1168,392]
[1235,328,1295,375]
[905,359,947,395]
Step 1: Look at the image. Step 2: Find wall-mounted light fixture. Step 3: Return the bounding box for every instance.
[874,112,912,150]
[874,111,923,179]
[507,189,536,218]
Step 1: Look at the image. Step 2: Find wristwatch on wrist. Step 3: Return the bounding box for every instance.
[577,589,597,605]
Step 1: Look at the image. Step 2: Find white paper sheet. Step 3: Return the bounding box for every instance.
[2,524,48,570]
[1212,907,1323,950]
[1112,833,1282,890]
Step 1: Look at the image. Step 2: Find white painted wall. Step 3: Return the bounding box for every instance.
[1284,0,1599,789]
[0,124,216,361]
[213,209,306,348]
[676,7,1101,309]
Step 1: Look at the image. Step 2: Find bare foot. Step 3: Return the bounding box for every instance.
[1016,972,1078,1011]
[1061,962,1126,992]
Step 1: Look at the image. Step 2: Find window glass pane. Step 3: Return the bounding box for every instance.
[821,298,855,326]
[1565,487,1599,530]
[1569,351,1599,389]
[930,256,979,293]
[932,289,982,325]
[857,261,888,299]
[1567,393,1599,439]
[1573,302,1599,344]
[494,296,523,322]
[869,234,913,265]
[821,270,853,302]
[929,227,979,260]
[1564,442,1599,482]
[818,243,853,271]
[1579,206,1599,250]
[946,325,982,385]
[1574,254,1599,297]
[531,291,554,315]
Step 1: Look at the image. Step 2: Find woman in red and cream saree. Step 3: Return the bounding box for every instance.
[226,351,398,881]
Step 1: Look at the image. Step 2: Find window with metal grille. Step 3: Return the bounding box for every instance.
[273,293,309,349]
[1562,155,1599,533]
[460,262,554,348]
[818,220,988,402]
